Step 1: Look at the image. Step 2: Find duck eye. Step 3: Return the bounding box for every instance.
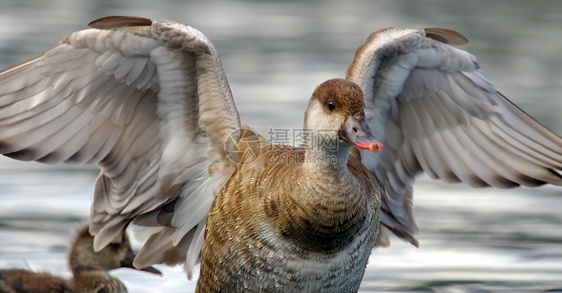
[327,101,336,111]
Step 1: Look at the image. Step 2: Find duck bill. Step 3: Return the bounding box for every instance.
[338,116,383,153]
[121,250,162,276]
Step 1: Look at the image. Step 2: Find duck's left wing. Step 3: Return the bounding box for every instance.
[347,27,562,245]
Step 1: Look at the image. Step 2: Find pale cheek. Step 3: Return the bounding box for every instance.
[305,101,344,131]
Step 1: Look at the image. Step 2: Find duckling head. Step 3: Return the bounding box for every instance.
[68,225,161,276]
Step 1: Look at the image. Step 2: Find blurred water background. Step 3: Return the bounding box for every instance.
[0,1,561,292]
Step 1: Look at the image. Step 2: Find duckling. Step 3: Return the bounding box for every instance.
[0,225,161,293]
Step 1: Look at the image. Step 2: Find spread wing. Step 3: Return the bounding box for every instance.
[0,16,241,277]
[346,27,562,245]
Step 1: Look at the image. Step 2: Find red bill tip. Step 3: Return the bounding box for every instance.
[354,140,383,153]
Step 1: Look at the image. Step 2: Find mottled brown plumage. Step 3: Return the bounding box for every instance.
[196,79,382,292]
[0,225,160,293]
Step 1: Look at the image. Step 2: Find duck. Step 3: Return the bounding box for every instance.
[0,225,161,293]
[0,15,560,292]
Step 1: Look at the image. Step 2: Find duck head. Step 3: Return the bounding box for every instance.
[68,225,161,276]
[303,78,382,162]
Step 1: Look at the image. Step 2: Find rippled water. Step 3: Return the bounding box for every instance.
[0,1,561,292]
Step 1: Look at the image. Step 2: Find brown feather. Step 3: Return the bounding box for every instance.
[88,16,153,30]
[198,140,381,291]
[424,28,469,45]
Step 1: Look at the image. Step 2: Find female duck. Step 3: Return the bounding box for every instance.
[0,16,561,292]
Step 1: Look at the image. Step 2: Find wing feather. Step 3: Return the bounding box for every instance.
[0,16,241,276]
[347,27,562,245]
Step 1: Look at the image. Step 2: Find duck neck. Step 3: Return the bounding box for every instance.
[302,130,351,177]
[71,266,106,276]
[68,246,109,278]
[280,136,368,251]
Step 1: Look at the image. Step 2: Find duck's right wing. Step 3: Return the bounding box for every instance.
[0,16,241,277]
